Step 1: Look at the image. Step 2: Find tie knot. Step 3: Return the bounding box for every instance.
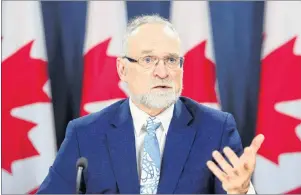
[145,117,161,134]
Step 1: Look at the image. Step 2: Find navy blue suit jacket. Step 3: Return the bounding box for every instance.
[38,97,243,194]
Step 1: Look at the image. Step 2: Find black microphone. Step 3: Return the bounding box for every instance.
[76,157,88,194]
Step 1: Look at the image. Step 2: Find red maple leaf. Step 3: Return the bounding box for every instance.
[27,186,39,194]
[256,36,301,164]
[286,186,301,194]
[80,38,126,116]
[182,40,218,103]
[2,41,50,173]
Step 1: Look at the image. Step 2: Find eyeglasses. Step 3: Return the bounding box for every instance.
[123,55,184,69]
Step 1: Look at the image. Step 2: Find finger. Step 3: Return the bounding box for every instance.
[242,147,252,158]
[240,145,256,161]
[223,147,240,167]
[240,147,255,172]
[212,150,234,176]
[250,134,265,153]
[206,160,228,183]
[223,147,241,176]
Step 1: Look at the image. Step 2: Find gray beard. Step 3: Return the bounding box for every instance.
[130,88,182,109]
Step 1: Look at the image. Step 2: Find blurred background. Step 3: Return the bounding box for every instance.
[2,1,301,194]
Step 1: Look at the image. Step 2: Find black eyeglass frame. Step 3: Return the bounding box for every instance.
[122,56,184,68]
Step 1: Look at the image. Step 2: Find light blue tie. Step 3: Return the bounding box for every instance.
[140,117,162,194]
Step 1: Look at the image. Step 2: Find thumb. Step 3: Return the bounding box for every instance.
[250,134,265,153]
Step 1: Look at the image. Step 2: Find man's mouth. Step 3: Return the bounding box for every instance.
[152,85,172,89]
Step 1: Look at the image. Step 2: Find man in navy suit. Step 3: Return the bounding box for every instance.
[38,15,264,194]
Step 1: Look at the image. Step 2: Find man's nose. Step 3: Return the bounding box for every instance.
[153,60,169,79]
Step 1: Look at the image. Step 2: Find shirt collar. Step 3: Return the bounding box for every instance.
[129,98,174,136]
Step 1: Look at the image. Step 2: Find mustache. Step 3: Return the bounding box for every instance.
[149,79,174,88]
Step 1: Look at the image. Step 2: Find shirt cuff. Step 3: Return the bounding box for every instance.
[246,182,256,194]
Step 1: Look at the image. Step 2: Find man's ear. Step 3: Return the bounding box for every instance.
[116,57,128,82]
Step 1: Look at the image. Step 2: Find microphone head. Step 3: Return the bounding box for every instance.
[76,157,88,170]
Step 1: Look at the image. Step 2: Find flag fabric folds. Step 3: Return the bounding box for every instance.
[2,1,57,193]
[80,1,128,116]
[171,1,220,110]
[254,2,301,194]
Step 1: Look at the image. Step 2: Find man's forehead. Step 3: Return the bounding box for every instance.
[129,23,179,40]
[134,44,181,55]
[127,24,181,52]
[140,49,180,56]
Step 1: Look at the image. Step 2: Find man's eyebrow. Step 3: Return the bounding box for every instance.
[168,53,180,57]
[140,51,180,56]
[141,50,154,54]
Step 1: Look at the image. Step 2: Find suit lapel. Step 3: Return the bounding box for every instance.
[106,99,140,194]
[157,99,196,194]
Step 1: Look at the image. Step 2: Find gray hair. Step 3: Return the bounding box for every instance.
[122,14,180,56]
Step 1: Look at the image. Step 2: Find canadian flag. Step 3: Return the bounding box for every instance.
[170,1,220,109]
[2,1,57,194]
[254,1,301,194]
[80,1,128,116]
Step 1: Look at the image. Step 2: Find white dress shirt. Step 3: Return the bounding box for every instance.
[129,99,174,177]
[128,99,255,194]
